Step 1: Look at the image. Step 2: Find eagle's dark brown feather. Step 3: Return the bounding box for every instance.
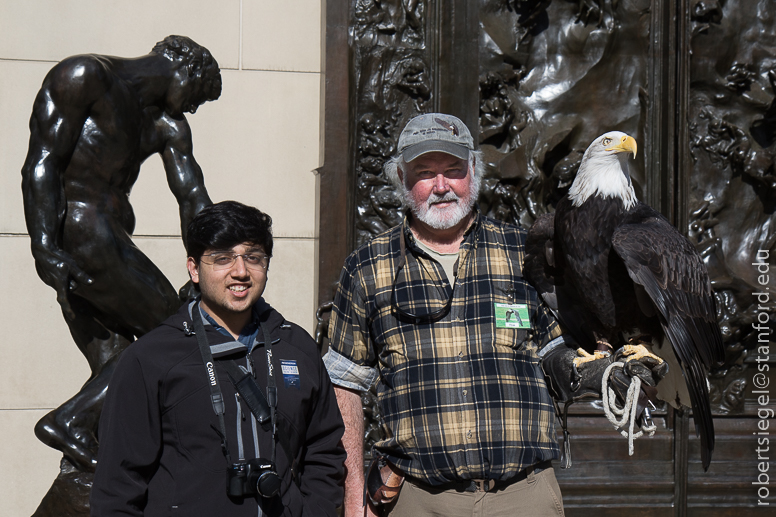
[612,204,724,470]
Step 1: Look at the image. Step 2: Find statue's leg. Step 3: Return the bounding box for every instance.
[35,291,136,471]
[34,345,124,472]
[62,206,182,336]
[38,216,180,471]
[66,224,181,338]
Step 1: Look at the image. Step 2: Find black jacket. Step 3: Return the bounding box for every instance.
[91,300,345,516]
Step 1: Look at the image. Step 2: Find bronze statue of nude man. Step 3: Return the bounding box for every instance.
[21,35,221,471]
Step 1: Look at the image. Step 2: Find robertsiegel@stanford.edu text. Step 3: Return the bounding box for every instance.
[752,249,773,506]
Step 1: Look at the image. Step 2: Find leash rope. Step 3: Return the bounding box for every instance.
[601,361,656,456]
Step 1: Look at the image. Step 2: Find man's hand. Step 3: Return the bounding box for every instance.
[364,501,381,517]
[541,344,668,406]
[347,496,380,517]
[31,245,93,320]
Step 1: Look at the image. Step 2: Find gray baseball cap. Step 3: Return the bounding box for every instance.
[398,113,474,163]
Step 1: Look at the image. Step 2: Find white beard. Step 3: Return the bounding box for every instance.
[406,190,473,230]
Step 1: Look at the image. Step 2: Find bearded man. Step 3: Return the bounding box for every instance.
[324,113,570,516]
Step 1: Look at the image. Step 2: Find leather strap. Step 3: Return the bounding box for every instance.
[191,303,300,485]
[366,454,405,506]
[191,304,232,463]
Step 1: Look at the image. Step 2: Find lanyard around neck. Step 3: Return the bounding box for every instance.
[191,302,277,464]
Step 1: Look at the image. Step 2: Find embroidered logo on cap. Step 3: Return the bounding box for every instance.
[435,117,459,136]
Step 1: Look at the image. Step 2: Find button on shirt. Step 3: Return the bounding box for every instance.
[325,213,563,486]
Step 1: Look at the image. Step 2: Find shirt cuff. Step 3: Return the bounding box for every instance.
[323,347,378,392]
[537,335,568,360]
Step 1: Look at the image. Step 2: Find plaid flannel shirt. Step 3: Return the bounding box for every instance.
[325,213,563,485]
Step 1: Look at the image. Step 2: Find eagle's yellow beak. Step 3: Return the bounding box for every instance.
[606,135,637,159]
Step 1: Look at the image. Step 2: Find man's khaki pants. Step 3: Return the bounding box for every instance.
[386,468,565,517]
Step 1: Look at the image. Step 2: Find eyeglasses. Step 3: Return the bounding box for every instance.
[200,252,270,271]
[390,230,454,324]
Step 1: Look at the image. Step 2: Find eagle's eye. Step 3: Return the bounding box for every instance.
[602,137,612,146]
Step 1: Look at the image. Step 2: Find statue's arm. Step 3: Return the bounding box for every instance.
[160,116,212,246]
[21,59,105,318]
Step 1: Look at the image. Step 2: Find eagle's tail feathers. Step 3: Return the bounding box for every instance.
[665,315,715,472]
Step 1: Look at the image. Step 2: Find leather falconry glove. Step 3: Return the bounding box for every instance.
[540,343,668,413]
[539,340,668,468]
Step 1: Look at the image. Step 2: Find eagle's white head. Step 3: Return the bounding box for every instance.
[567,131,638,210]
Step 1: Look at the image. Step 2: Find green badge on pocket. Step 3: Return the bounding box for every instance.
[494,303,530,329]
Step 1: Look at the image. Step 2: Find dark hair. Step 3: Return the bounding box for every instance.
[186,201,273,262]
[152,35,221,103]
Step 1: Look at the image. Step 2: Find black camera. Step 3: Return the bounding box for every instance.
[227,458,282,498]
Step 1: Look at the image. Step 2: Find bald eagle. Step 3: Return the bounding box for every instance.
[525,131,725,470]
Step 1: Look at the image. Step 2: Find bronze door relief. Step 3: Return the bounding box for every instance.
[319,0,775,514]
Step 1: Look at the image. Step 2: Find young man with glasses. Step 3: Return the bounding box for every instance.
[91,201,345,516]
[325,113,570,516]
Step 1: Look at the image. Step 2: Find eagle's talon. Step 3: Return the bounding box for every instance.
[572,348,611,368]
[621,343,664,365]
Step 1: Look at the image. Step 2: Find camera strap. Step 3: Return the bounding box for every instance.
[191,303,299,484]
[192,303,234,464]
